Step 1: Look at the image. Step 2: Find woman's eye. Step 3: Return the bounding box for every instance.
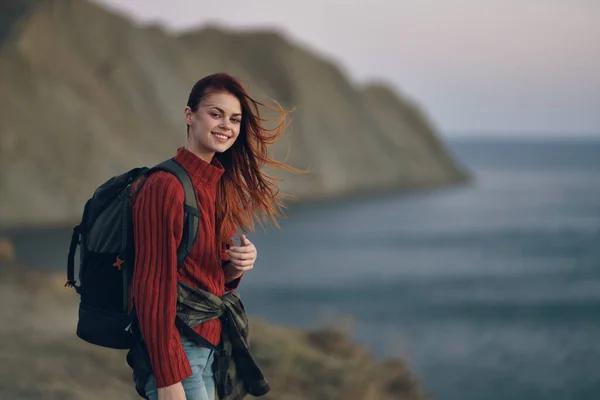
[232,118,241,124]
[211,113,221,118]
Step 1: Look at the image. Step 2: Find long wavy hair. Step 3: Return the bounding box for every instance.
[186,73,301,243]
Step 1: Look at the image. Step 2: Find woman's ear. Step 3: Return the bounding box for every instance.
[184,106,193,126]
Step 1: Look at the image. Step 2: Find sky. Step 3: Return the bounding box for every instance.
[93,0,600,138]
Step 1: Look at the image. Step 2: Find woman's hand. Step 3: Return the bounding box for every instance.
[158,382,186,400]
[224,235,257,282]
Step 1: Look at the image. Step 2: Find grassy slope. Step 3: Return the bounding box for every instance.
[0,261,428,400]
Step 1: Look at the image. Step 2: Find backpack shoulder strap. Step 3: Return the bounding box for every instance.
[148,158,200,269]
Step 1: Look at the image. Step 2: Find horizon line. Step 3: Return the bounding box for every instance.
[443,130,600,137]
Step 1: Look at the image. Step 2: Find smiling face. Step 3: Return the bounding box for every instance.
[184,91,243,162]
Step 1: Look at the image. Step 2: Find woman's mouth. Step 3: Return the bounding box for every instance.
[212,132,230,142]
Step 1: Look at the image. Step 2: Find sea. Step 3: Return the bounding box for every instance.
[4,137,600,400]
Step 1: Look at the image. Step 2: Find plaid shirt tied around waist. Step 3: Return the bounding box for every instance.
[176,281,270,400]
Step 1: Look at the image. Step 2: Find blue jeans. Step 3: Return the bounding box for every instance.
[144,336,216,400]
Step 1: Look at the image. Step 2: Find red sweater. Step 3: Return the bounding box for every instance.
[131,147,239,388]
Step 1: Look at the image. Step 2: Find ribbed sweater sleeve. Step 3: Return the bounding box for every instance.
[131,172,192,388]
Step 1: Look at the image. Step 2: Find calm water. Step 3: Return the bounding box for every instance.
[5,138,600,400]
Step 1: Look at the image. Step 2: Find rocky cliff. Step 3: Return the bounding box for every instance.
[0,0,468,227]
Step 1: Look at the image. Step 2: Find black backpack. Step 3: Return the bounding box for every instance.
[65,158,199,350]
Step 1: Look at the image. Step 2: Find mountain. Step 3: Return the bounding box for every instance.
[0,0,468,227]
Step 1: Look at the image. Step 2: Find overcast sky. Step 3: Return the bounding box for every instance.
[93,0,600,137]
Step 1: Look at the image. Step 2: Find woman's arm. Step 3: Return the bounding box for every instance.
[131,172,192,389]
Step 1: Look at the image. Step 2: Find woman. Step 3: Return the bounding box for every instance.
[130,73,297,400]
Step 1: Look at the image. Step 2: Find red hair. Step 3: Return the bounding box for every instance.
[186,73,302,243]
